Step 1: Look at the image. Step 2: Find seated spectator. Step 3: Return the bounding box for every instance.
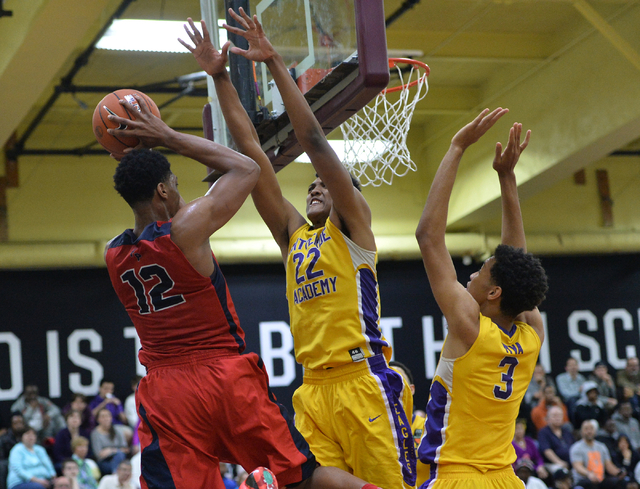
[71,437,99,488]
[613,402,640,451]
[89,382,127,428]
[123,377,142,431]
[553,468,575,489]
[97,461,133,489]
[61,460,80,489]
[531,384,571,431]
[10,385,65,444]
[570,419,626,489]
[62,395,93,432]
[611,435,640,485]
[129,452,140,489]
[514,458,548,489]
[525,363,557,408]
[617,358,640,399]
[574,381,610,430]
[52,477,72,489]
[596,419,621,457]
[539,406,575,473]
[1,413,26,459]
[90,409,129,476]
[513,418,549,481]
[590,361,618,403]
[7,426,56,489]
[220,462,238,489]
[556,358,587,415]
[53,411,92,469]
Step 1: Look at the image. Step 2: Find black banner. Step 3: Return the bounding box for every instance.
[1,254,639,424]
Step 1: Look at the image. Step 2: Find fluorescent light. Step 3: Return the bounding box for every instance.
[96,19,228,53]
[295,140,388,164]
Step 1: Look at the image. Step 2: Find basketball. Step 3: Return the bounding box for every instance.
[92,89,160,158]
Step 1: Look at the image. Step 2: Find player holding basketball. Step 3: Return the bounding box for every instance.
[104,98,378,489]
[415,108,548,488]
[180,10,416,489]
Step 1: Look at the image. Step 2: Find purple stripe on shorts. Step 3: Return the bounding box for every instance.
[369,355,417,486]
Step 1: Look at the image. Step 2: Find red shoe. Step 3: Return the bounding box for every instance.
[240,467,278,489]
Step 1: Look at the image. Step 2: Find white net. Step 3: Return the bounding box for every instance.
[340,60,429,186]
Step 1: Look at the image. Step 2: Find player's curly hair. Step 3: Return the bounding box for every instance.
[314,173,362,192]
[113,149,172,207]
[490,244,548,318]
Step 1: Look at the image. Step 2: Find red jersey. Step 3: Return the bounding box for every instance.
[105,221,245,366]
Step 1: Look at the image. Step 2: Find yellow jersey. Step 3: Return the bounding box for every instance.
[285,218,391,369]
[418,314,540,471]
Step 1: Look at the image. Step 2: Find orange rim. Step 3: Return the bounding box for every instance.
[383,58,430,94]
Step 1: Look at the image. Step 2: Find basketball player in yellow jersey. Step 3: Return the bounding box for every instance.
[415,108,548,489]
[181,9,416,489]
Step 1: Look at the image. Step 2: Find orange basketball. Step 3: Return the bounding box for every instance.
[92,89,161,158]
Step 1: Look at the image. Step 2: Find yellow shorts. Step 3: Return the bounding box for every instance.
[293,354,417,489]
[422,465,524,489]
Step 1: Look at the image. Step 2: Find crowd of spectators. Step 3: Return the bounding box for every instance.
[0,379,141,489]
[514,357,640,489]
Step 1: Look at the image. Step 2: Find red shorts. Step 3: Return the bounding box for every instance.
[136,350,316,489]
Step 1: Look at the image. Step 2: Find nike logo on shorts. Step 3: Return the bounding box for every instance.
[368,415,381,422]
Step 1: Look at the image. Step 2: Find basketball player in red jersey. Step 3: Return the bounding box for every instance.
[104,98,382,489]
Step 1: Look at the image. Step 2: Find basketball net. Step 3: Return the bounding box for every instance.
[340,58,430,187]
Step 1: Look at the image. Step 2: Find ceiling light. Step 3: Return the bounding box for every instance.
[96,19,227,53]
[295,140,388,164]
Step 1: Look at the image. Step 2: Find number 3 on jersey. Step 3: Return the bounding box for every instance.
[121,264,185,314]
[494,356,519,400]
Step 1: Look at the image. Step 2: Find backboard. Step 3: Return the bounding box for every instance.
[203,0,389,173]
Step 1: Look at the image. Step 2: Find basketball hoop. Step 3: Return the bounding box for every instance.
[340,58,430,187]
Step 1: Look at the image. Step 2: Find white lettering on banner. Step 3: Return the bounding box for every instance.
[259,321,296,387]
[68,329,104,395]
[0,333,23,401]
[568,310,601,370]
[47,331,61,398]
[422,316,446,379]
[604,309,636,369]
[379,317,403,360]
[123,327,145,377]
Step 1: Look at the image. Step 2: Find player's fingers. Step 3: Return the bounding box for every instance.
[494,142,503,160]
[238,7,255,28]
[223,23,247,37]
[200,19,211,41]
[177,37,195,53]
[520,130,531,151]
[228,8,250,30]
[220,41,231,60]
[182,23,198,45]
[229,46,249,58]
[187,18,202,41]
[253,14,264,31]
[131,94,152,116]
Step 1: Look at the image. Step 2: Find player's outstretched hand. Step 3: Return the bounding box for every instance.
[223,7,277,62]
[179,18,231,77]
[451,108,509,151]
[107,95,172,151]
[493,122,531,175]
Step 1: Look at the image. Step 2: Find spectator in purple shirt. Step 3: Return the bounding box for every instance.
[513,418,549,481]
[53,410,92,469]
[89,381,127,426]
[538,405,576,473]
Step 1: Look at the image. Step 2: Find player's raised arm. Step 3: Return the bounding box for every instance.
[416,108,508,351]
[223,8,374,249]
[107,95,259,274]
[179,19,305,258]
[493,123,544,338]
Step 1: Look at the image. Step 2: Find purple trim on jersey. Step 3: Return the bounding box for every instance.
[418,380,449,465]
[497,323,517,338]
[419,465,438,489]
[358,268,387,355]
[211,265,245,352]
[369,355,417,486]
[108,222,172,248]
